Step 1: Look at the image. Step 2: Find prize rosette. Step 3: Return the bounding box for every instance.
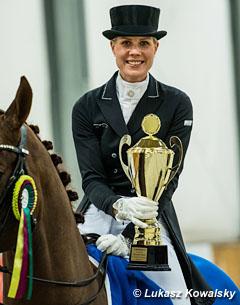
[8,175,37,300]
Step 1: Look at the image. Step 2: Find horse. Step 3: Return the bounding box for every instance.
[0,77,107,305]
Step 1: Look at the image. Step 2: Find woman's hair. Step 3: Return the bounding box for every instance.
[111,36,158,45]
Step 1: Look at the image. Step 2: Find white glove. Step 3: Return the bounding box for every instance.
[112,196,158,229]
[96,234,129,257]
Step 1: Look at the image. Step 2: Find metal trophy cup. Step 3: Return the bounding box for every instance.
[119,114,183,271]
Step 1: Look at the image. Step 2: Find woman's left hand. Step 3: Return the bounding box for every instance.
[96,234,129,257]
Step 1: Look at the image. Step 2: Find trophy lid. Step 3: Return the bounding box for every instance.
[130,114,168,149]
[134,136,167,149]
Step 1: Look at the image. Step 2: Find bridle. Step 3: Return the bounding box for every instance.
[0,125,108,305]
[0,125,29,235]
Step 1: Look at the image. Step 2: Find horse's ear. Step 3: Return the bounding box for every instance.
[4,76,32,129]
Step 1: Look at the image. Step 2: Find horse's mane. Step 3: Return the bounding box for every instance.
[28,124,79,202]
[0,109,84,223]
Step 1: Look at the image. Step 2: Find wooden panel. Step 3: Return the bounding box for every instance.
[213,242,240,287]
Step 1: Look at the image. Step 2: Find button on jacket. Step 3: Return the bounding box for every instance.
[72,72,214,305]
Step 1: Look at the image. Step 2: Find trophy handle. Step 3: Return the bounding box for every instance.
[166,136,183,186]
[119,134,132,181]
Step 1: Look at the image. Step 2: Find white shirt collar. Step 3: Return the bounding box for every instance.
[116,72,149,101]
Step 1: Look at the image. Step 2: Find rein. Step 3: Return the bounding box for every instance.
[0,251,108,305]
[0,126,108,305]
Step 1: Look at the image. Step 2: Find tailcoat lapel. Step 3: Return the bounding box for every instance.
[97,72,128,137]
[96,72,164,137]
[127,74,164,135]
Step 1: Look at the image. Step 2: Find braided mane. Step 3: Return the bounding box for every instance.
[0,109,84,223]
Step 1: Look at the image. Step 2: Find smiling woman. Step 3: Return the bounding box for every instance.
[72,5,215,305]
[110,36,159,82]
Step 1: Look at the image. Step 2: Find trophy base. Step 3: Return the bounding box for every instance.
[127,245,171,271]
[127,263,171,271]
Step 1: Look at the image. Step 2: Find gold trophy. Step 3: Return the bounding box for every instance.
[119,114,183,271]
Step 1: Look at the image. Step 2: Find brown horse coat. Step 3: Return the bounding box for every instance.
[0,77,107,305]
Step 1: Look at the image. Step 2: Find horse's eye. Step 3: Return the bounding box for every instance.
[0,171,3,180]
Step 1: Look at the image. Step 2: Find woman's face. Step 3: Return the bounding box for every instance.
[111,36,159,82]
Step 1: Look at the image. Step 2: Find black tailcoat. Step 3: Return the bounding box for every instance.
[72,72,214,305]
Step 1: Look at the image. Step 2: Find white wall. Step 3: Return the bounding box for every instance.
[0,0,52,140]
[84,0,240,242]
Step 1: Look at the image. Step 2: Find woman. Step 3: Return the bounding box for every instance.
[72,5,214,305]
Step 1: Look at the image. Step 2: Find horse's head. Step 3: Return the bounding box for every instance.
[0,77,32,251]
[0,78,97,305]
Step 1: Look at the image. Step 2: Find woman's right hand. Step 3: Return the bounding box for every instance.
[112,196,158,228]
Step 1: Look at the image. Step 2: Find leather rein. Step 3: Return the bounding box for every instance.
[0,126,108,305]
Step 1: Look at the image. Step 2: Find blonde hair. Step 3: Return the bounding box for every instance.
[111,36,158,45]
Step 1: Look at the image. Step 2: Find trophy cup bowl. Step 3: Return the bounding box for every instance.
[119,114,183,271]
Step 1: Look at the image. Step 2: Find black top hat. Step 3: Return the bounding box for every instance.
[102,5,167,40]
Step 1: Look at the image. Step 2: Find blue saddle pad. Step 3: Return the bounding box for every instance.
[87,244,173,305]
[87,245,239,305]
[188,253,240,304]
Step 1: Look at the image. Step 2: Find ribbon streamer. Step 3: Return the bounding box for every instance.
[16,210,28,299]
[8,211,25,298]
[8,175,37,300]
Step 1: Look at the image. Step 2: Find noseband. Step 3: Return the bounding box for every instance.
[0,125,108,305]
[0,125,29,235]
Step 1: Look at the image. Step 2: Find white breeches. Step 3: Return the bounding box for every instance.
[78,204,191,305]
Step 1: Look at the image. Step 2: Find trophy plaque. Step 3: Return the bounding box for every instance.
[119,114,183,271]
